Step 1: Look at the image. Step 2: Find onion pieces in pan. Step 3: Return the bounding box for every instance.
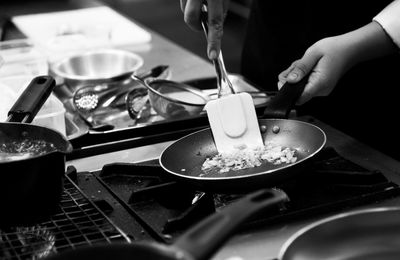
[201,142,297,175]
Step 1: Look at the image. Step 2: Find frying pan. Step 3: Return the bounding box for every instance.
[0,75,73,227]
[160,76,326,193]
[43,189,288,260]
[279,207,400,260]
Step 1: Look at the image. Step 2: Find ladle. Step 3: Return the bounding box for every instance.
[73,65,169,113]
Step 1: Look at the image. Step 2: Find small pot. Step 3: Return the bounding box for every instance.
[0,76,73,227]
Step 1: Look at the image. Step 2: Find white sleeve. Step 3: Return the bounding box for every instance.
[373,0,400,48]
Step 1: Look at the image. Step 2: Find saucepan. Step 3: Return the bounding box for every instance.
[279,207,400,260]
[43,189,288,260]
[159,76,327,193]
[126,77,271,120]
[0,75,73,227]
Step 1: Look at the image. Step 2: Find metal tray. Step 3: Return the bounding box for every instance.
[56,74,272,159]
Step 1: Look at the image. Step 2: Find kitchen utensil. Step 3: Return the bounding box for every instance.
[43,188,288,260]
[125,84,150,120]
[279,207,400,260]
[126,77,272,120]
[50,48,143,93]
[0,75,73,227]
[56,84,115,132]
[200,6,263,153]
[73,65,169,113]
[145,79,209,119]
[160,76,326,193]
[0,16,10,41]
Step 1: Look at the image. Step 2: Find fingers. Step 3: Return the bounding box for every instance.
[295,72,320,105]
[278,48,323,105]
[206,0,226,59]
[183,0,203,31]
[180,0,187,12]
[284,48,320,83]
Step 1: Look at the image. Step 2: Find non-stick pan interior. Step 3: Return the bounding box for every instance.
[160,119,326,180]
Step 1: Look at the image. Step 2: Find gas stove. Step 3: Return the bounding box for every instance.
[2,117,400,259]
[74,146,400,244]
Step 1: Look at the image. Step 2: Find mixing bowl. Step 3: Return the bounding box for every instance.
[50,48,143,93]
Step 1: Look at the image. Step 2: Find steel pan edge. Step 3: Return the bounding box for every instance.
[278,206,400,260]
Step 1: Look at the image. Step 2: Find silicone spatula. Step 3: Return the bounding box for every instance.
[201,6,263,153]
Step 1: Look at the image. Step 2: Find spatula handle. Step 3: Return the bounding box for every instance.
[200,5,235,97]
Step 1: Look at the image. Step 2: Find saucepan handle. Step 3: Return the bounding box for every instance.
[262,75,308,119]
[172,188,288,260]
[7,76,56,123]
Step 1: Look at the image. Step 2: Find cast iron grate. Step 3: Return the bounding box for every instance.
[0,175,130,260]
[93,147,400,242]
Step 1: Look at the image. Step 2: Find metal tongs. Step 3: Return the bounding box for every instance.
[200,5,235,98]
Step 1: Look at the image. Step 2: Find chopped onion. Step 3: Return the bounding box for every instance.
[201,143,297,174]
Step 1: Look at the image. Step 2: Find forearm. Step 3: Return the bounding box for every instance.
[340,21,398,67]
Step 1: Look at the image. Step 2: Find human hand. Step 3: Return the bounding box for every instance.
[278,21,398,105]
[277,36,356,105]
[180,0,230,60]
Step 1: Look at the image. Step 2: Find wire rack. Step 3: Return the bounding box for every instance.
[0,175,131,259]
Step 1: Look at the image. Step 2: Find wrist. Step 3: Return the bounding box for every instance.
[342,21,398,65]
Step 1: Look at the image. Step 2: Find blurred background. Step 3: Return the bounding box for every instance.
[103,0,251,73]
[1,0,251,73]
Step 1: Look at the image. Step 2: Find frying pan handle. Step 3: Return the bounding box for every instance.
[262,75,308,119]
[7,76,56,123]
[172,189,288,260]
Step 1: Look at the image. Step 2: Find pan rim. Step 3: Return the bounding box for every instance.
[277,206,400,259]
[0,122,73,164]
[159,119,327,181]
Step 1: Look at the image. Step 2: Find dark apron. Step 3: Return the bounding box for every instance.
[241,0,400,160]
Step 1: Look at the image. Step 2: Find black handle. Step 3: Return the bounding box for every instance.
[262,75,308,119]
[7,76,56,123]
[0,16,10,41]
[172,189,288,260]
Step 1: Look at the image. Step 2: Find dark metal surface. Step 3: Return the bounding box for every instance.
[0,174,130,260]
[160,118,326,193]
[280,207,400,260]
[63,75,269,159]
[42,189,288,260]
[0,76,73,227]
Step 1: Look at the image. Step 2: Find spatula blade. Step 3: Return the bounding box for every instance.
[205,92,263,153]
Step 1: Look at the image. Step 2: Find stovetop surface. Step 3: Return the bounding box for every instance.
[3,117,400,259]
[75,146,400,244]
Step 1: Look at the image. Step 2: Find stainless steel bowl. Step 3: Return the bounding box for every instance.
[146,79,209,119]
[50,49,143,93]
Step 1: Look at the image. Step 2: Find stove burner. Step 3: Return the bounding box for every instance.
[92,147,400,241]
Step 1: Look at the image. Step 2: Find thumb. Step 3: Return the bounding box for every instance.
[285,48,320,83]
